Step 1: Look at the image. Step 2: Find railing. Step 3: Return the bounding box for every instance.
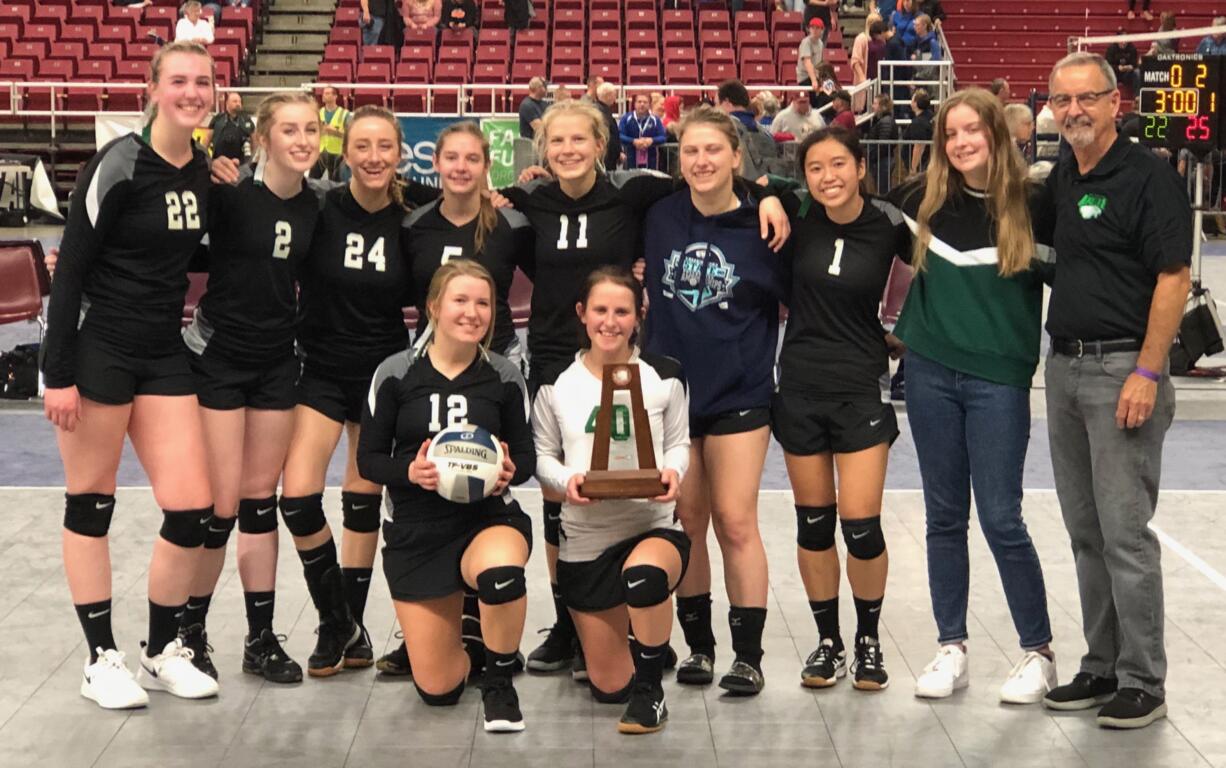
[877,58,955,124]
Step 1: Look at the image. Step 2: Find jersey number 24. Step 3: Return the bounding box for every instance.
[344,234,387,272]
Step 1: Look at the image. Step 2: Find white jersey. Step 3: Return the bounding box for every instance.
[532,349,690,562]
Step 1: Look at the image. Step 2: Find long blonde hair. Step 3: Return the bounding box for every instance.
[912,88,1034,277]
[344,105,408,210]
[425,260,498,351]
[533,99,609,174]
[252,90,319,165]
[144,40,213,126]
[435,121,499,256]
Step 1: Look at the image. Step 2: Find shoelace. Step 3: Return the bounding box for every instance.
[925,647,960,674]
[1006,651,1042,679]
[858,643,882,672]
[807,643,835,666]
[97,648,132,673]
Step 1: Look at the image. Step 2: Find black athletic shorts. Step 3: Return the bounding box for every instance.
[770,391,899,456]
[557,528,691,613]
[73,330,195,406]
[689,406,771,438]
[191,352,298,411]
[296,367,371,424]
[382,508,533,602]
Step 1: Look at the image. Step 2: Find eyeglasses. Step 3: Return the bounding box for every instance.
[1048,89,1116,109]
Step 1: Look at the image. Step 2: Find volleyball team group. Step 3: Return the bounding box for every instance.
[40,40,1190,735]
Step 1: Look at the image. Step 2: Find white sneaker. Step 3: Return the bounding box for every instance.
[81,648,150,710]
[137,638,220,699]
[915,645,969,699]
[999,650,1057,704]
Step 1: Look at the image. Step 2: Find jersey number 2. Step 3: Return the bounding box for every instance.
[428,393,469,432]
[165,191,200,231]
[556,213,589,250]
[344,234,387,272]
[272,221,291,259]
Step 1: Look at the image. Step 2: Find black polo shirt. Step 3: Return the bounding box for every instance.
[1044,134,1192,341]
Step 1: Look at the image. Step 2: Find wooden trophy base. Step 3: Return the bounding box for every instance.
[580,469,667,500]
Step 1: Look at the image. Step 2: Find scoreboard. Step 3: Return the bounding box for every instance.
[1138,54,1223,157]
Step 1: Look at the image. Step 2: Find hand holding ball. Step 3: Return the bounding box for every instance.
[424,425,506,503]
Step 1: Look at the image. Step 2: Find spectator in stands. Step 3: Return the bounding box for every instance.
[716,79,783,179]
[754,91,781,130]
[206,92,254,163]
[913,15,942,63]
[1004,103,1034,157]
[865,93,898,192]
[989,78,1010,104]
[1035,101,1060,161]
[441,0,478,33]
[829,90,857,134]
[583,76,604,104]
[883,29,910,111]
[402,0,441,33]
[661,94,683,138]
[776,0,805,10]
[113,0,152,7]
[313,86,350,181]
[651,93,667,121]
[1126,0,1153,23]
[1147,12,1178,56]
[204,0,250,25]
[891,0,918,52]
[804,0,837,40]
[519,77,549,140]
[798,18,826,99]
[1196,17,1226,55]
[812,64,840,111]
[1105,31,1141,95]
[358,0,389,46]
[769,92,825,141]
[867,21,889,84]
[175,1,215,44]
[917,0,946,26]
[595,82,624,170]
[904,88,934,174]
[851,13,883,111]
[620,94,668,170]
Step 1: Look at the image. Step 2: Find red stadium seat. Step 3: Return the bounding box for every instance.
[511,61,546,83]
[403,27,436,47]
[478,28,510,44]
[48,41,86,63]
[0,246,42,327]
[551,45,583,68]
[516,28,547,46]
[87,41,124,66]
[625,9,656,31]
[701,47,735,66]
[362,45,395,65]
[94,23,132,43]
[37,58,74,80]
[740,61,774,85]
[663,10,694,31]
[324,44,359,70]
[554,27,584,47]
[699,28,732,48]
[626,28,656,47]
[480,3,505,27]
[627,64,660,85]
[78,59,113,81]
[475,41,510,64]
[627,47,659,67]
[662,27,696,47]
[433,62,468,112]
[590,45,622,65]
[213,25,248,51]
[698,9,729,33]
[60,22,95,45]
[317,61,353,83]
[438,28,473,49]
[702,61,736,84]
[588,62,621,82]
[741,46,774,65]
[126,41,159,61]
[395,61,430,82]
[514,44,546,64]
[771,11,803,36]
[665,61,699,84]
[665,45,698,64]
[550,63,584,85]
[400,44,433,65]
[733,10,767,36]
[589,9,619,30]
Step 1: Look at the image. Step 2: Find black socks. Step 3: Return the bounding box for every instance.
[854,596,884,642]
[245,591,275,637]
[485,648,519,682]
[809,597,841,647]
[76,600,117,663]
[729,605,767,670]
[552,583,576,639]
[343,567,373,625]
[632,639,669,687]
[180,593,212,630]
[676,593,716,658]
[298,538,338,595]
[147,600,185,654]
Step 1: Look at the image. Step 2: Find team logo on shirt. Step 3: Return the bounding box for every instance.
[662,242,739,311]
[1077,193,1107,220]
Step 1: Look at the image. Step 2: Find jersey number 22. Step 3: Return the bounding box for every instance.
[165,191,200,231]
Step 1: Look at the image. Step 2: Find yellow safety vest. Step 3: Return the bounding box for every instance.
[320,106,348,155]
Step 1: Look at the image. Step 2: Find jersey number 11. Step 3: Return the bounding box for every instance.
[556,213,589,250]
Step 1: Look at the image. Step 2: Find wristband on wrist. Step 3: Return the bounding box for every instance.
[1134,365,1161,382]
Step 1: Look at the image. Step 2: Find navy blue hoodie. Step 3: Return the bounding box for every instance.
[642,189,783,421]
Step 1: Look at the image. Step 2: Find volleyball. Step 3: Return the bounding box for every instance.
[427,425,505,504]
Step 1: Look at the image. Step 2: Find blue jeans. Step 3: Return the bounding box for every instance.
[361,16,384,46]
[905,351,1053,650]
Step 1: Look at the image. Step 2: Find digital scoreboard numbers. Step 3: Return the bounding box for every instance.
[1139,54,1223,157]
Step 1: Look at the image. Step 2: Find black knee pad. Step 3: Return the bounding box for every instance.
[280,493,327,538]
[160,507,211,548]
[341,491,382,533]
[203,513,236,549]
[237,496,279,535]
[63,493,115,538]
[543,500,562,546]
[622,564,671,609]
[476,565,526,605]
[797,504,837,551]
[414,679,465,706]
[589,677,634,704]
[841,516,886,560]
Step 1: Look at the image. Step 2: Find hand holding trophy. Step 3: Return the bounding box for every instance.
[578,363,668,499]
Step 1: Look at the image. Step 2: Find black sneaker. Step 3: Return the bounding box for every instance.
[1096,688,1167,729]
[482,677,525,732]
[850,636,889,691]
[618,682,668,735]
[343,624,373,669]
[718,660,764,696]
[243,630,303,684]
[676,653,714,686]
[571,643,588,682]
[376,640,412,677]
[308,620,360,677]
[526,626,575,672]
[1043,672,1118,711]
[801,639,846,688]
[179,623,217,680]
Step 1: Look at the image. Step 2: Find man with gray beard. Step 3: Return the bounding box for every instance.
[1039,52,1191,729]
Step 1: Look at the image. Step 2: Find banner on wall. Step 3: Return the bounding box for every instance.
[480,118,519,189]
[396,116,462,187]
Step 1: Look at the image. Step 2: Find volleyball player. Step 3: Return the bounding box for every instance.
[641,105,785,695]
[278,106,412,677]
[532,267,690,733]
[41,41,220,708]
[177,92,323,683]
[357,261,534,732]
[774,127,910,691]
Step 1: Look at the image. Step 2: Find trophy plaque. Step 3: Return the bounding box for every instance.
[579,363,667,499]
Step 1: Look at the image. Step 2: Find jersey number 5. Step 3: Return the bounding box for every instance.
[344,234,387,272]
[556,213,589,250]
[165,191,201,231]
[272,221,292,259]
[428,393,469,432]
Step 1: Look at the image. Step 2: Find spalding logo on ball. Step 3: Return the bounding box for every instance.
[427,424,504,503]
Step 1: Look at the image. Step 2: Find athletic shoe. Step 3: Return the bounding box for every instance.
[243,630,303,684]
[676,653,714,686]
[800,639,846,688]
[81,648,149,710]
[179,623,217,680]
[376,641,412,677]
[1096,688,1167,729]
[343,624,374,669]
[137,638,220,699]
[664,644,678,670]
[482,677,525,733]
[914,645,968,699]
[618,682,668,734]
[1043,672,1118,711]
[999,650,1057,704]
[571,643,588,682]
[718,660,765,696]
[526,626,575,672]
[308,620,361,677]
[850,636,889,691]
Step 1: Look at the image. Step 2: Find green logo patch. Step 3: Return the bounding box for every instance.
[1078,193,1107,220]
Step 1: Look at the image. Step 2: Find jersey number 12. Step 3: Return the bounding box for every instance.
[428,393,469,432]
[556,213,589,250]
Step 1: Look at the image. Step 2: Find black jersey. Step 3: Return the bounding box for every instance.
[298,185,411,381]
[779,192,911,400]
[357,348,535,522]
[184,175,318,365]
[402,201,533,355]
[42,133,211,388]
[500,171,675,370]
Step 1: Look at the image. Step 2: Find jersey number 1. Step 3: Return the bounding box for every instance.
[165,191,200,231]
[828,238,845,276]
[428,393,469,432]
[344,234,387,272]
[556,213,589,250]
